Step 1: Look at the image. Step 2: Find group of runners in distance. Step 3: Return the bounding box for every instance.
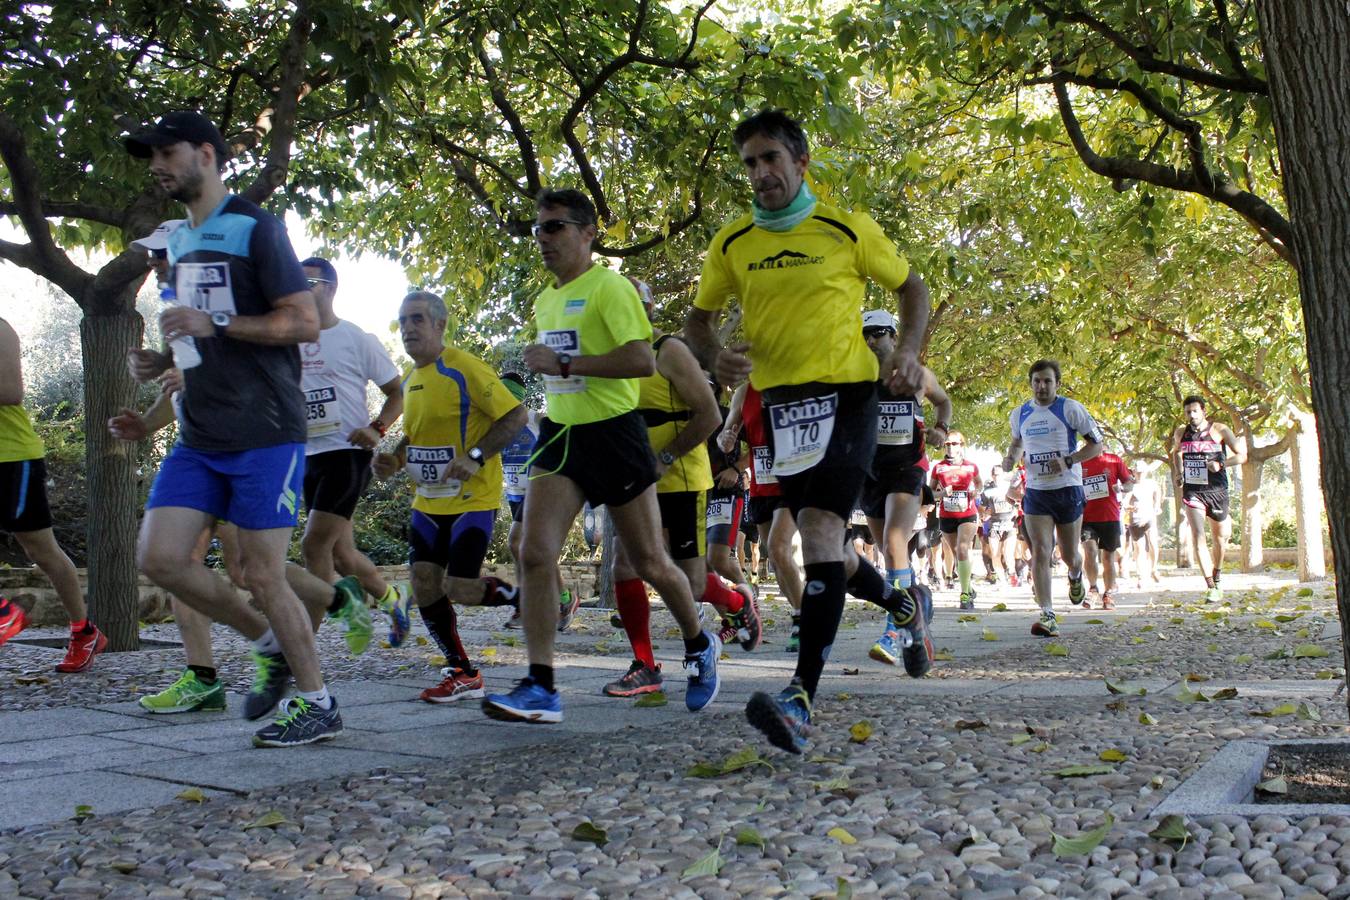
[0,110,1251,755]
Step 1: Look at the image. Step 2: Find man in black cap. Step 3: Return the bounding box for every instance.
[125,111,341,748]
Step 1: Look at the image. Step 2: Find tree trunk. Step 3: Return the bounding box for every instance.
[79,306,143,651]
[1256,1,1350,713]
[1290,410,1327,581]
[1239,456,1264,573]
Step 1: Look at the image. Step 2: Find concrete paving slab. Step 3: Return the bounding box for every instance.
[0,707,176,744]
[3,734,198,780]
[991,678,1175,699]
[103,715,280,754]
[113,745,438,793]
[338,720,557,758]
[0,770,230,831]
[1155,738,1350,818]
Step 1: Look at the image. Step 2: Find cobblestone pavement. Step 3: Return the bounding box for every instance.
[1,569,1346,898]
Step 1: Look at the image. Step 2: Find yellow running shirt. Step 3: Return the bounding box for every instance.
[534,265,652,425]
[636,336,714,494]
[402,346,520,515]
[694,202,909,390]
[0,405,44,464]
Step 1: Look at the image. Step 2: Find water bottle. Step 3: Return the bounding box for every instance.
[159,283,202,370]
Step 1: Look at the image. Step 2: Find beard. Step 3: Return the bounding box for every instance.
[166,164,205,204]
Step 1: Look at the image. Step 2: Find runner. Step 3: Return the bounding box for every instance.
[979,464,1018,586]
[297,256,410,641]
[498,372,542,629]
[606,290,759,698]
[125,111,341,747]
[1079,448,1134,610]
[722,382,805,653]
[1002,360,1104,638]
[1171,396,1245,602]
[371,290,526,703]
[686,110,932,753]
[0,317,106,670]
[705,388,750,588]
[856,309,950,663]
[910,483,939,588]
[1127,467,1164,587]
[931,431,983,610]
[482,188,720,723]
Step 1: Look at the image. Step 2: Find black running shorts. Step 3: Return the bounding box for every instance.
[532,411,657,509]
[0,458,52,533]
[1081,519,1123,553]
[762,380,876,521]
[1183,488,1230,523]
[657,490,706,560]
[303,448,374,519]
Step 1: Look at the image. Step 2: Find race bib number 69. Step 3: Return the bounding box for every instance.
[407,445,461,499]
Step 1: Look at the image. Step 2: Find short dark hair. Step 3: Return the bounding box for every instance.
[299,257,338,284]
[535,188,596,226]
[1183,395,1206,410]
[1028,359,1061,382]
[733,109,809,160]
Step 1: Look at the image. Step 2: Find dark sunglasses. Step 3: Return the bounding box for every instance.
[863,327,896,338]
[531,219,587,237]
[306,277,334,287]
[945,441,964,446]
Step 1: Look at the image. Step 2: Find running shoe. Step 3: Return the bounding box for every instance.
[746,685,812,754]
[0,599,29,649]
[683,629,722,711]
[139,668,226,714]
[557,590,579,632]
[723,585,761,651]
[786,622,800,654]
[243,649,292,720]
[1204,586,1223,604]
[609,612,624,629]
[1031,610,1059,638]
[421,667,486,703]
[959,592,974,611]
[1088,586,1102,607]
[1068,573,1086,605]
[55,626,107,673]
[383,582,414,647]
[482,677,563,723]
[718,616,738,645]
[252,696,343,748]
[1101,590,1117,611]
[603,660,663,697]
[900,602,934,678]
[1009,574,1020,588]
[869,616,900,665]
[329,576,373,655]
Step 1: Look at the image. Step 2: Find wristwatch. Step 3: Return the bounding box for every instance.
[557,352,573,378]
[658,449,676,467]
[211,311,231,338]
[467,447,485,465]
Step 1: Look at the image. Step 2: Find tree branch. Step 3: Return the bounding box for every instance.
[1137,310,1274,398]
[475,43,541,194]
[241,3,312,204]
[0,200,126,228]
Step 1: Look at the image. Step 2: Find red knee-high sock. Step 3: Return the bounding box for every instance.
[615,578,656,669]
[702,572,744,614]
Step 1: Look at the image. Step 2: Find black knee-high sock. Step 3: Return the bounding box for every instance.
[480,577,519,607]
[420,596,474,674]
[846,561,915,623]
[792,562,847,701]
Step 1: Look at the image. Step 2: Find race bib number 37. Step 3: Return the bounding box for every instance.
[304,386,339,437]
[407,446,461,499]
[768,393,837,477]
[877,400,915,446]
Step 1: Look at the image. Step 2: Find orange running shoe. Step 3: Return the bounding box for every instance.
[420,667,486,704]
[56,626,107,673]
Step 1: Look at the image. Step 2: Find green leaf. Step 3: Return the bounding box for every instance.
[735,827,766,849]
[72,804,94,822]
[933,649,956,661]
[1293,643,1331,658]
[836,877,854,900]
[1148,814,1191,848]
[634,691,668,707]
[176,787,207,803]
[1264,648,1292,660]
[687,747,774,778]
[1211,687,1239,700]
[828,826,857,845]
[1175,686,1210,703]
[981,628,1000,641]
[681,843,723,879]
[1234,654,1254,664]
[1251,702,1298,718]
[990,603,1009,612]
[1104,679,1146,696]
[1296,701,1321,721]
[1255,776,1288,795]
[243,810,294,830]
[1054,764,1116,777]
[1085,619,1106,625]
[1099,748,1128,762]
[849,720,873,743]
[1011,734,1035,745]
[815,775,852,791]
[571,821,609,846]
[1052,813,1114,857]
[1139,712,1158,725]
[1045,642,1070,657]
[957,614,980,623]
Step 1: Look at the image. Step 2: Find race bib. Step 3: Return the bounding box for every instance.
[752,445,776,485]
[1028,450,1062,479]
[304,386,340,437]
[877,400,915,446]
[1183,455,1209,486]
[850,509,868,526]
[1083,473,1110,501]
[407,445,461,499]
[767,393,837,477]
[706,495,735,528]
[942,490,969,513]
[541,329,586,394]
[175,262,237,314]
[502,462,527,496]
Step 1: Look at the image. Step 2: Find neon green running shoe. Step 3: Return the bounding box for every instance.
[139,668,226,714]
[329,575,372,656]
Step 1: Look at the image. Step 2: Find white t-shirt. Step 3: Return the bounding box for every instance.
[1009,396,1102,491]
[299,320,400,455]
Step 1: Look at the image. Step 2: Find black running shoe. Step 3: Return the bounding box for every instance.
[252,697,343,748]
[242,649,292,721]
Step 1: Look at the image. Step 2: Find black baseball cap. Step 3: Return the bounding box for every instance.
[125,112,230,165]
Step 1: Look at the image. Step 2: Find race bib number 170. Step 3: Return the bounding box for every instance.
[767,393,837,477]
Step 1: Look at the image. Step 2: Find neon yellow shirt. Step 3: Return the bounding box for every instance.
[402,346,520,515]
[636,336,713,494]
[695,202,910,390]
[0,405,44,463]
[534,265,652,425]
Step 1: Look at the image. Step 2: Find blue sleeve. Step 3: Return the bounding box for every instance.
[248,212,310,304]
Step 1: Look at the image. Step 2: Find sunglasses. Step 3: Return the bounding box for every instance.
[945,441,963,446]
[531,219,587,237]
[306,277,334,287]
[863,327,896,338]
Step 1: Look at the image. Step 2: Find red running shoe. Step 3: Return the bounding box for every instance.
[56,626,107,673]
[420,667,486,703]
[0,599,29,649]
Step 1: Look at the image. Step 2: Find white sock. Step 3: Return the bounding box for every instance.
[298,686,332,710]
[253,629,282,655]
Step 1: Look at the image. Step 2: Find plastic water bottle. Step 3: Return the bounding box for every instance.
[159,283,202,370]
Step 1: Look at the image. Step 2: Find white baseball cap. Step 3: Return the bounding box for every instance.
[131,219,186,252]
[862,309,896,331]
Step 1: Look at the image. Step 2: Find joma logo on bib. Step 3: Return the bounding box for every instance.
[181,264,227,286]
[770,396,836,429]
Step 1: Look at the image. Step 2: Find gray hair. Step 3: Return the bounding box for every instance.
[403,290,448,325]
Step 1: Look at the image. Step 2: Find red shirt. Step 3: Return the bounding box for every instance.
[1080,452,1132,523]
[742,386,781,498]
[932,459,979,518]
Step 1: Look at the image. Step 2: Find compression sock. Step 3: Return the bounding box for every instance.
[615,578,656,669]
[846,560,915,623]
[701,573,744,614]
[792,562,847,701]
[888,568,913,590]
[480,576,519,607]
[420,596,474,674]
[957,559,972,594]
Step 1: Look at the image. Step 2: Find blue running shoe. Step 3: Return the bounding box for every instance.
[384,583,413,648]
[684,629,722,711]
[252,696,342,748]
[481,678,563,724]
[746,685,812,754]
[911,583,934,625]
[869,616,900,665]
